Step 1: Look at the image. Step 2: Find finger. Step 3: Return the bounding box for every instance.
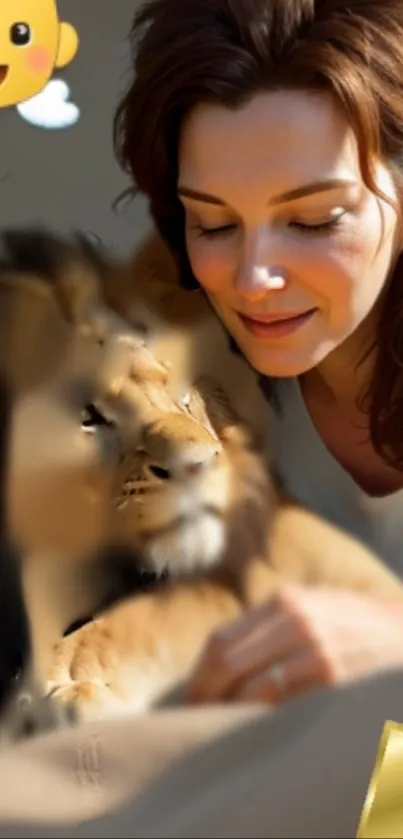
[185,639,240,704]
[232,647,324,705]
[216,598,280,646]
[216,586,307,647]
[226,601,315,671]
[185,605,277,703]
[186,614,282,703]
[186,587,319,705]
[187,612,302,704]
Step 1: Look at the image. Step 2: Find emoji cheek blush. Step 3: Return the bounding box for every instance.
[24,45,53,76]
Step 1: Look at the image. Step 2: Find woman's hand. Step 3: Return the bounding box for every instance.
[186,586,403,705]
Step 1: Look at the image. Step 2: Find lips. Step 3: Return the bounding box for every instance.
[237,308,317,339]
[240,310,313,324]
[0,66,8,86]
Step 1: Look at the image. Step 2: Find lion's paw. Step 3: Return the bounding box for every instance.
[46,620,133,722]
[46,679,124,722]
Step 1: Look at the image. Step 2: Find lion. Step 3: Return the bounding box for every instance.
[0,225,277,735]
[31,229,401,722]
[0,227,193,714]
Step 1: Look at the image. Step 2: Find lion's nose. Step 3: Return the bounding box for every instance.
[146,440,221,482]
[142,408,222,482]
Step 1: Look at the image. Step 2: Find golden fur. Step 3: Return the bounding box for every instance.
[37,230,403,721]
[0,229,198,686]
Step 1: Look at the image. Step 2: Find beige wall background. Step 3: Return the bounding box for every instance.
[0,0,150,256]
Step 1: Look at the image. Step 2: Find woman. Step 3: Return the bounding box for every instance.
[113,0,403,706]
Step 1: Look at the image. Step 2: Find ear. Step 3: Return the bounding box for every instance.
[55,22,79,69]
[57,265,101,327]
[57,256,110,343]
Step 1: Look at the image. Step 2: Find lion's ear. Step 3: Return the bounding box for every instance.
[56,233,114,336]
[56,260,101,326]
[0,226,107,332]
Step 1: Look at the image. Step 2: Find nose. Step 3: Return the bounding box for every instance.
[235,229,287,301]
[147,444,220,481]
[143,415,222,481]
[235,264,287,301]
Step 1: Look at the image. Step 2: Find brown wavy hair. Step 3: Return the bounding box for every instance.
[114,0,403,468]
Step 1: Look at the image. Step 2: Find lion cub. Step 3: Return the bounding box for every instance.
[43,231,403,722]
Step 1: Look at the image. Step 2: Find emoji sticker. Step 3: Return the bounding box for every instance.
[0,0,80,130]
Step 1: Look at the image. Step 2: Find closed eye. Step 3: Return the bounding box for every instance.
[194,223,237,238]
[194,215,345,238]
[290,213,346,235]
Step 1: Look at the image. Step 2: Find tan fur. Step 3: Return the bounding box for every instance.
[1,232,186,684]
[41,232,403,721]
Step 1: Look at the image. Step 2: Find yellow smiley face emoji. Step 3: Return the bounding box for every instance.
[0,0,78,108]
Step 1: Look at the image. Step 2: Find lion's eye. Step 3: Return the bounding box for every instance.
[81,403,111,431]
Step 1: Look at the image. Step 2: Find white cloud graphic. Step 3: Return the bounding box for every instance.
[16,79,80,130]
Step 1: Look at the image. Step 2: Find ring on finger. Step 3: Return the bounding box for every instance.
[267,661,287,692]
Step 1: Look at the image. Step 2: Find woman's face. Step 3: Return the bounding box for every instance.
[178,90,402,377]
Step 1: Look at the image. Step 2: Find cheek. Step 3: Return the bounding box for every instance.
[335,203,401,313]
[331,223,392,313]
[298,234,370,314]
[23,45,53,76]
[187,239,235,294]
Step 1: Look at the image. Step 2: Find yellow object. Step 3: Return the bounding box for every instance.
[356,720,403,838]
[0,0,78,107]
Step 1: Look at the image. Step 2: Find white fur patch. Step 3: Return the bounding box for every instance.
[146,514,226,575]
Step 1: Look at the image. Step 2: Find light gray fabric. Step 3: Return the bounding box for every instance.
[0,667,402,838]
[270,378,403,574]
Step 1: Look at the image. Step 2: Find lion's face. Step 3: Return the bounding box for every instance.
[112,381,235,576]
[9,325,235,574]
[2,227,267,580]
[0,226,162,562]
[3,263,233,570]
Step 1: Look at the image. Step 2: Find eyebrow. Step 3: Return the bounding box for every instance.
[177,178,358,207]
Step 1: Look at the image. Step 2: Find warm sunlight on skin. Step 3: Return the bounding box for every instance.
[179,90,402,379]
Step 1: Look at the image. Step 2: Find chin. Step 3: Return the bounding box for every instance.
[142,514,226,577]
[239,342,329,379]
[227,314,334,379]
